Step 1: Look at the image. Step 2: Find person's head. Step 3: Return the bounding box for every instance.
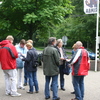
[72,43,77,50]
[6,35,14,44]
[20,39,26,48]
[27,39,33,44]
[75,41,83,49]
[48,37,56,46]
[26,42,33,50]
[56,39,63,48]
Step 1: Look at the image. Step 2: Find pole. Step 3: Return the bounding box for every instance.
[95,0,99,71]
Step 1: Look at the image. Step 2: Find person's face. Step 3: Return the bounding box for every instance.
[58,41,63,47]
[20,44,25,48]
[52,40,57,46]
[26,46,31,50]
[10,40,13,44]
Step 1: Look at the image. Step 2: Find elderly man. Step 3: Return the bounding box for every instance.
[0,35,21,96]
[69,41,90,100]
[43,37,60,100]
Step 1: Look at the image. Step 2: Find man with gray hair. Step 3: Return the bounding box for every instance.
[43,37,60,100]
[0,35,21,97]
[69,41,90,100]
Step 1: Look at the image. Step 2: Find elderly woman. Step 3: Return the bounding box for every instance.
[56,39,67,91]
[22,42,39,94]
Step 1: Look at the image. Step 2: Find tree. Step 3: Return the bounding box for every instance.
[0,0,74,44]
[53,0,100,50]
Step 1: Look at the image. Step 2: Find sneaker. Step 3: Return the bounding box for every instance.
[23,83,27,86]
[11,93,21,97]
[6,93,11,96]
[45,96,50,99]
[71,91,75,94]
[61,88,65,91]
[18,86,25,90]
[71,98,79,100]
[36,91,39,93]
[53,97,60,100]
[27,91,33,94]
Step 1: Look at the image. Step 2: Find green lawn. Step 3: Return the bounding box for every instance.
[35,47,44,51]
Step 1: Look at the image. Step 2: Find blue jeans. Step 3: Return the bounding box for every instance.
[59,65,64,89]
[24,67,28,84]
[27,71,39,92]
[45,75,58,100]
[73,76,84,100]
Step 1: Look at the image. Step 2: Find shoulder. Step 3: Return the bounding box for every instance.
[15,44,20,49]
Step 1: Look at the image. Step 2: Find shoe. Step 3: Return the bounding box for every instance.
[11,93,21,97]
[45,96,50,99]
[36,91,39,93]
[53,97,60,100]
[18,86,25,90]
[50,88,53,91]
[71,92,75,94]
[71,98,78,100]
[61,88,65,91]
[23,83,27,86]
[27,91,33,94]
[6,93,11,96]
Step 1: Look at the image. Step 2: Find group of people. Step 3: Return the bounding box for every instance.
[0,35,39,97]
[42,37,90,100]
[0,35,90,100]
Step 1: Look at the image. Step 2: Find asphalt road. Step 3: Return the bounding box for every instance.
[0,67,100,100]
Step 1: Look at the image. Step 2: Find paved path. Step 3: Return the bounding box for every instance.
[0,67,100,100]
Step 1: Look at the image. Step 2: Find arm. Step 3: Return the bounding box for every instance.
[22,51,32,62]
[70,49,81,65]
[53,49,60,66]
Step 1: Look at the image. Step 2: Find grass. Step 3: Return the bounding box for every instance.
[66,51,72,55]
[36,47,72,55]
[35,47,44,51]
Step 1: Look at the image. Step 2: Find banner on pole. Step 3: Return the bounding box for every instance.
[84,0,97,14]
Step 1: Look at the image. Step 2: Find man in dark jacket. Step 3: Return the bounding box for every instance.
[70,41,90,100]
[0,35,21,97]
[43,37,60,100]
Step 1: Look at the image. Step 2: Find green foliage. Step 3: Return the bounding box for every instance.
[0,0,74,44]
[54,0,100,50]
[23,13,38,24]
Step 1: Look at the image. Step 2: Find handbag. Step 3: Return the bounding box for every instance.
[59,59,64,65]
[16,57,24,69]
[63,61,71,75]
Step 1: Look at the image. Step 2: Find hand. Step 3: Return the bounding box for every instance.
[66,59,71,61]
[20,54,25,58]
[60,58,65,60]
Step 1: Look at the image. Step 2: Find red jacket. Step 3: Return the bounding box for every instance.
[0,40,18,70]
[71,47,90,76]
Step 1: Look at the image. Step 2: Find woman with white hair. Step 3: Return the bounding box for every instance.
[56,39,67,91]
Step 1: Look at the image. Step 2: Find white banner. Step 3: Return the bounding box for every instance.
[84,0,97,14]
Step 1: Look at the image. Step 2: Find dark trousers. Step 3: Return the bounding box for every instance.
[73,76,84,100]
[59,65,65,89]
[45,75,58,100]
[24,67,28,84]
[27,71,39,92]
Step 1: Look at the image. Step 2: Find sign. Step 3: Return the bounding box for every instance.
[84,0,97,14]
[62,36,68,45]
